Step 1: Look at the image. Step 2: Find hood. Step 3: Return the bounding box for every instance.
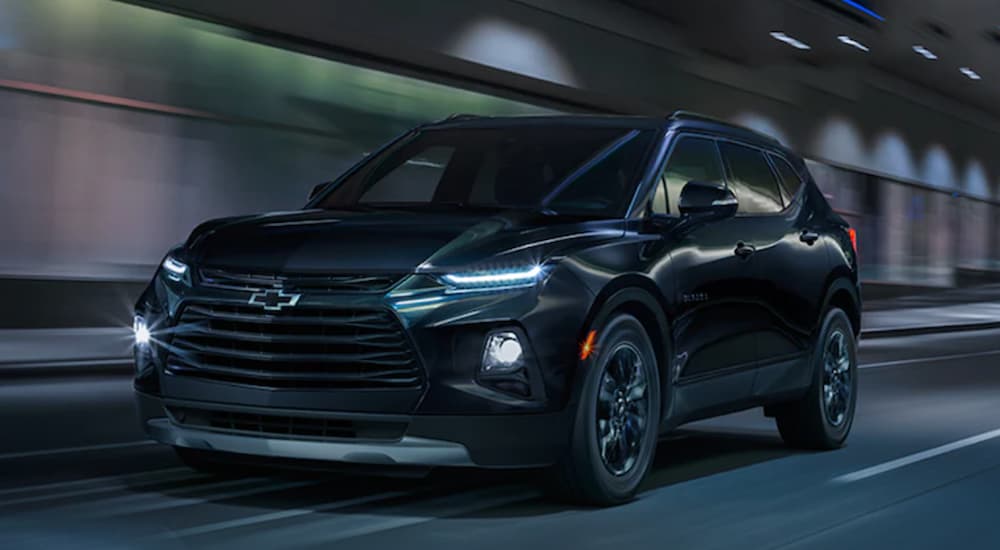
[186,208,624,274]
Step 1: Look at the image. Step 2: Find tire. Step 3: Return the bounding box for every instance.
[550,313,661,506]
[775,307,858,450]
[173,447,270,476]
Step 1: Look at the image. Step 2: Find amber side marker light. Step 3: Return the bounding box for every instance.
[580,330,597,360]
[847,227,858,255]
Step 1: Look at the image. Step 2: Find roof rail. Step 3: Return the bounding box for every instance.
[435,113,482,123]
[667,110,780,145]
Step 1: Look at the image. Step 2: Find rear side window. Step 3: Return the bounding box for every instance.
[769,154,803,204]
[659,137,725,215]
[718,142,783,214]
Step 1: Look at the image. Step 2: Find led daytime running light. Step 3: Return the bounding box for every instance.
[442,265,542,288]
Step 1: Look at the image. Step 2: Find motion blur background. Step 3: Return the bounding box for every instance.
[6,2,1000,548]
[3,0,1000,328]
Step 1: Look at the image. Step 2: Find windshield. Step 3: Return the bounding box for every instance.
[316,126,657,217]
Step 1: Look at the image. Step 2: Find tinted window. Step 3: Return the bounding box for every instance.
[547,132,653,214]
[769,154,803,203]
[320,126,656,217]
[660,138,724,215]
[360,146,453,203]
[719,142,783,214]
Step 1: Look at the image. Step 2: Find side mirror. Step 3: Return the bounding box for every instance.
[308,182,332,201]
[678,181,737,223]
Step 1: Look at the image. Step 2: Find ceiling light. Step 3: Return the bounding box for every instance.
[912,45,938,60]
[837,35,870,52]
[770,32,811,51]
[960,67,982,80]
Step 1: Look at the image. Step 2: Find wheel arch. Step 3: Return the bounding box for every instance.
[820,277,861,338]
[574,275,672,422]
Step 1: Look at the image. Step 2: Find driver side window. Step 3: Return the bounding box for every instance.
[658,137,725,215]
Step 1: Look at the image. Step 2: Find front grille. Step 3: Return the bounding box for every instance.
[166,406,407,441]
[199,267,402,293]
[166,303,423,389]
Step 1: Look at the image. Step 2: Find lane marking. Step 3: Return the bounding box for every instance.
[860,349,1000,370]
[0,470,208,508]
[834,427,1000,483]
[240,487,538,548]
[85,478,322,518]
[16,476,269,519]
[0,467,187,497]
[157,490,410,539]
[0,440,155,461]
[312,488,538,545]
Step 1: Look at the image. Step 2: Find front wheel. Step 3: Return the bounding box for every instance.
[550,313,661,506]
[774,307,858,450]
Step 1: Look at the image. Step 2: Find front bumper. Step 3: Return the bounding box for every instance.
[137,391,570,468]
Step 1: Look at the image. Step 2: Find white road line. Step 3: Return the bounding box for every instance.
[0,470,208,507]
[26,476,267,519]
[158,490,410,539]
[85,478,321,519]
[834,427,1000,483]
[0,467,187,497]
[246,487,538,548]
[0,440,155,461]
[314,489,538,544]
[860,349,1000,370]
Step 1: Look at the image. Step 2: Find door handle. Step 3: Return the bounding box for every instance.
[799,230,820,245]
[734,242,756,259]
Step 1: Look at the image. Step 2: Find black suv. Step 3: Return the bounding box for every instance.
[134,112,860,505]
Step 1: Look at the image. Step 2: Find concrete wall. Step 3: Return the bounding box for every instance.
[1,0,998,286]
[140,0,1000,199]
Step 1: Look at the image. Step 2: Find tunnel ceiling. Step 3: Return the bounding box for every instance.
[621,0,1000,116]
[130,0,1000,118]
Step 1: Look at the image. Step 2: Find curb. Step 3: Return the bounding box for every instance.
[0,357,132,376]
[860,321,1000,339]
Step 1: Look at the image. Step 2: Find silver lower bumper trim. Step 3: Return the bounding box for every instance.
[145,418,475,467]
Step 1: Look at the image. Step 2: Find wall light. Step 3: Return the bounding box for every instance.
[770,32,811,51]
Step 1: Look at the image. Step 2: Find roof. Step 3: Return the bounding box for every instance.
[666,111,782,147]
[425,112,783,147]
[425,113,667,130]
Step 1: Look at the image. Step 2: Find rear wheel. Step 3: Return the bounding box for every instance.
[550,313,660,506]
[774,307,857,449]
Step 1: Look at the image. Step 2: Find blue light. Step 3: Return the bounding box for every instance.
[441,265,544,292]
[840,0,885,22]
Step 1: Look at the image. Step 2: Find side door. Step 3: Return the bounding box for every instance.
[663,137,762,387]
[715,143,823,391]
[753,154,829,366]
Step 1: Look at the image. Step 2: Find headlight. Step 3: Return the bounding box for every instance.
[161,255,190,284]
[133,315,151,346]
[441,265,543,292]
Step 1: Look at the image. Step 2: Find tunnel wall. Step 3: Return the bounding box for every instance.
[2,0,999,327]
[134,0,1000,279]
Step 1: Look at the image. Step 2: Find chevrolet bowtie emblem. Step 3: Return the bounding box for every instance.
[248,289,301,311]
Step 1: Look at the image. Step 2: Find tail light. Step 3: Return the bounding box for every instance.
[847,227,858,255]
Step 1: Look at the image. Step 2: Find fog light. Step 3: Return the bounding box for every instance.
[133,316,151,346]
[482,331,524,373]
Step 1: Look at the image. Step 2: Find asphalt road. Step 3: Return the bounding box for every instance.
[2,328,1000,549]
